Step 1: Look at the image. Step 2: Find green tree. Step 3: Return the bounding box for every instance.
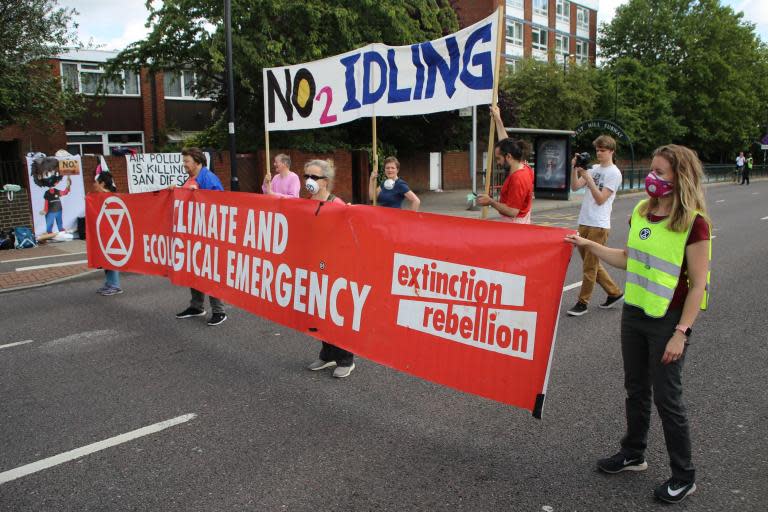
[498,58,600,131]
[599,0,768,161]
[596,58,685,156]
[0,0,84,129]
[108,0,465,152]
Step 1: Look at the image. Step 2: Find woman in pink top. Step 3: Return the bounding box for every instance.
[262,153,300,197]
[302,159,354,378]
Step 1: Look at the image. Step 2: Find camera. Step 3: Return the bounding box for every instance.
[574,152,591,169]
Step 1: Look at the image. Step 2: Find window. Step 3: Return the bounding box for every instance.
[506,0,523,9]
[577,7,590,31]
[532,27,548,52]
[555,34,569,56]
[164,70,208,100]
[506,58,520,72]
[66,132,145,155]
[506,21,523,47]
[556,0,570,23]
[576,40,589,63]
[60,62,140,96]
[533,0,548,17]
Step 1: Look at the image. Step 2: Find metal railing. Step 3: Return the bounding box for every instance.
[0,160,26,189]
[620,164,768,191]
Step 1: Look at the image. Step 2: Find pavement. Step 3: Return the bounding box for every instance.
[0,180,766,510]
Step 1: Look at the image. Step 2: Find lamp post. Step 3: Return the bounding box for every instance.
[614,69,620,122]
[224,0,238,191]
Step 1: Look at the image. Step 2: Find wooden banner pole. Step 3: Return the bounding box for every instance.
[372,115,378,206]
[264,129,271,184]
[482,7,505,220]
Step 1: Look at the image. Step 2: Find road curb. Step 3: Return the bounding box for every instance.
[0,269,100,294]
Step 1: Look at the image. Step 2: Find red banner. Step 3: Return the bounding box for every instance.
[87,189,571,417]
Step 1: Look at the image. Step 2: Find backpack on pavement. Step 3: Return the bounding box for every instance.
[13,226,37,249]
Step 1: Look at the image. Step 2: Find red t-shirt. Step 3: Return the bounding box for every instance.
[644,213,710,309]
[499,164,534,218]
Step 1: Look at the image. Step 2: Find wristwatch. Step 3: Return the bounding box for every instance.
[675,324,692,337]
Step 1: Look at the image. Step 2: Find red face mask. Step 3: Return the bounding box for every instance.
[645,172,674,198]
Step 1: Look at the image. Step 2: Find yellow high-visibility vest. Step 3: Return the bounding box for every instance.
[625,200,711,318]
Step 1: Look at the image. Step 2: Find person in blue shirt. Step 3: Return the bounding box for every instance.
[174,147,227,326]
[368,156,420,210]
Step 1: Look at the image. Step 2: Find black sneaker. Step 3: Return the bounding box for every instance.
[597,452,648,473]
[567,302,588,316]
[599,293,624,309]
[176,307,206,319]
[654,478,696,503]
[207,312,227,326]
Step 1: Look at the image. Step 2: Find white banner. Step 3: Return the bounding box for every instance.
[263,10,500,132]
[26,155,85,237]
[126,153,210,193]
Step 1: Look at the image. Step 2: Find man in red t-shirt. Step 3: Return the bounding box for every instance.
[477,138,534,223]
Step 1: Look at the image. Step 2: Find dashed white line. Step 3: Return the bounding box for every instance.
[15,260,87,272]
[0,340,34,350]
[0,413,197,485]
[716,199,725,203]
[761,216,768,221]
[562,281,583,292]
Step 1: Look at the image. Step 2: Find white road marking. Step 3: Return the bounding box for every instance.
[0,413,197,485]
[752,192,759,195]
[15,260,87,272]
[0,340,34,350]
[711,235,717,239]
[716,199,725,203]
[0,252,87,264]
[761,216,768,221]
[562,281,583,292]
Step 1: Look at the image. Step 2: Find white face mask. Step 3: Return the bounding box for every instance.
[383,178,396,190]
[305,178,320,195]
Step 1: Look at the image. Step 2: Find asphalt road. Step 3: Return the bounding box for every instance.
[1,181,766,511]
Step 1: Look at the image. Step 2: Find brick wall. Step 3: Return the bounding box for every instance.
[0,188,33,231]
[398,153,431,192]
[450,0,500,28]
[441,151,473,189]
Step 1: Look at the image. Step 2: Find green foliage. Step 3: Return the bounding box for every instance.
[499,59,601,131]
[107,0,465,152]
[0,0,85,129]
[599,0,768,161]
[595,58,686,156]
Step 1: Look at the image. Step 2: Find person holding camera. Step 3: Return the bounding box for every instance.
[567,135,624,316]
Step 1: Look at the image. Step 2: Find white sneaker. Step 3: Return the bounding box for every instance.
[332,364,355,378]
[307,359,336,371]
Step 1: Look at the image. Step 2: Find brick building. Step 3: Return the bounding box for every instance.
[0,49,216,230]
[452,0,598,69]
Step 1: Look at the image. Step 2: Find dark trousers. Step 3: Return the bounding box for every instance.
[190,288,225,314]
[319,342,354,367]
[741,169,750,185]
[619,304,695,483]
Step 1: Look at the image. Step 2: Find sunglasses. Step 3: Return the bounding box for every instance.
[304,174,327,180]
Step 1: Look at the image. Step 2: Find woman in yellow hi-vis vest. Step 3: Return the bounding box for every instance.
[566,145,711,504]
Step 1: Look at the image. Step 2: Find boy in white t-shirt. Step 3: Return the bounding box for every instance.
[567,135,624,316]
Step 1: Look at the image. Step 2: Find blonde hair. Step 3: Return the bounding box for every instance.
[639,144,709,232]
[304,159,335,191]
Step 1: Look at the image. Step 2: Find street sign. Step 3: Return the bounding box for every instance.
[459,107,472,117]
[761,144,768,150]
